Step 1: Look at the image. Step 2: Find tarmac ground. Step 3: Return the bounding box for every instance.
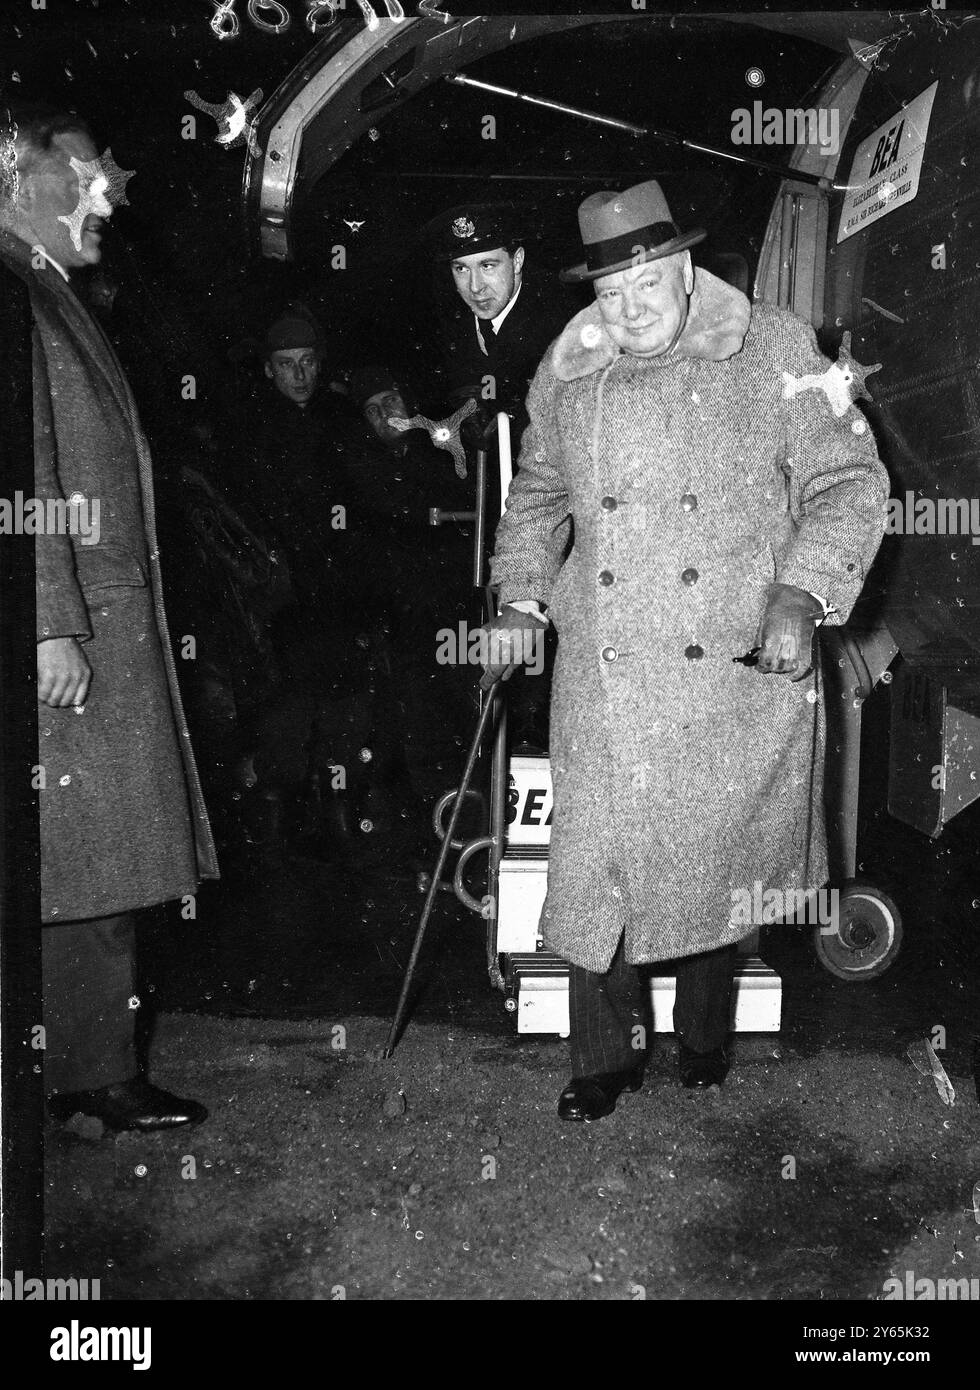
[44,705,980,1300]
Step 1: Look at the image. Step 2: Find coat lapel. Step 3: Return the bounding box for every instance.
[40,270,137,429]
[0,230,135,428]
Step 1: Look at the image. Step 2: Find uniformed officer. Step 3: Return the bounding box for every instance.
[419,203,569,750]
[418,202,574,447]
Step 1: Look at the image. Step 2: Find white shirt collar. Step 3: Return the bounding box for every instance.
[490,278,522,333]
[38,247,70,283]
[474,279,523,355]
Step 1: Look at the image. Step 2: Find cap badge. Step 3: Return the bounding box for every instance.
[452,216,476,239]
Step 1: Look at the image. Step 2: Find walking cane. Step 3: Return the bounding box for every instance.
[382,666,510,1058]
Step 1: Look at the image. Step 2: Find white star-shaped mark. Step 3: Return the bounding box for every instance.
[57,149,135,251]
[184,89,264,157]
[387,398,477,478]
[782,332,882,419]
[0,126,17,202]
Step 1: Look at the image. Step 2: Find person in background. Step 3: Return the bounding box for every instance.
[338,365,476,857]
[236,305,362,864]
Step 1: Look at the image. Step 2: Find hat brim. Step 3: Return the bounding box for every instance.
[429,236,523,263]
[559,228,707,284]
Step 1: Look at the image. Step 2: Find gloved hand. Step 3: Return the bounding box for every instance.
[459,397,492,451]
[479,605,548,689]
[756,583,823,681]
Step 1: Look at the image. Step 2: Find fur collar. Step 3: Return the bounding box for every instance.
[550,267,752,382]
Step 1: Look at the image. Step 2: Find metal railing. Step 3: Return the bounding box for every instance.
[427,411,514,991]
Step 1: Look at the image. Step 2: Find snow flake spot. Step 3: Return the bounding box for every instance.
[184,89,264,157]
[388,399,477,478]
[781,332,882,419]
[57,149,135,252]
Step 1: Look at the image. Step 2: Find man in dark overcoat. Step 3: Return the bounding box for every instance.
[0,101,219,1130]
[485,181,890,1121]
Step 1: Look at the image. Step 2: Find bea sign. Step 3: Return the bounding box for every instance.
[837,82,938,243]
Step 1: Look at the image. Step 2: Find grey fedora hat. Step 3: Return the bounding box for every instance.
[560,179,706,284]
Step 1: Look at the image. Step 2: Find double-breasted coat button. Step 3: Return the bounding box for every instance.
[598,570,614,586]
[601,495,618,511]
[601,646,618,662]
[681,567,699,585]
[685,644,705,660]
[680,493,698,512]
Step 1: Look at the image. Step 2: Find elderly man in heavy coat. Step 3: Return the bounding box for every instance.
[0,101,219,1131]
[486,181,889,1121]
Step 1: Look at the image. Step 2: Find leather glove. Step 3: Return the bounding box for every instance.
[756,582,823,681]
[478,604,548,689]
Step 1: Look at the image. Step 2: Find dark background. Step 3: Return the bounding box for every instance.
[4,1,979,996]
[0,2,837,429]
[4,5,980,1310]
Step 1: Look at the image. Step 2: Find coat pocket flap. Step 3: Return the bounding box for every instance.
[74,545,147,592]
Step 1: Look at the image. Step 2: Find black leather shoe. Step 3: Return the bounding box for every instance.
[48,1079,208,1131]
[557,1067,643,1122]
[678,1042,730,1089]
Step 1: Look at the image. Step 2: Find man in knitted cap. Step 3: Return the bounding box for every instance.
[239,305,362,862]
[250,300,352,514]
[483,180,889,1120]
[347,365,412,449]
[264,304,324,409]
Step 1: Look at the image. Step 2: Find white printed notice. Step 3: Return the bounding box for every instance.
[837,81,938,243]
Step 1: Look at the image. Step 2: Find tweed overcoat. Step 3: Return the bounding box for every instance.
[0,231,219,924]
[491,268,889,971]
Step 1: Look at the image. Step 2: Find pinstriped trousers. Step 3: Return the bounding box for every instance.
[568,932,737,1076]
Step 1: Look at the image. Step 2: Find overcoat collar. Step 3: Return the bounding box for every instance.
[0,227,137,430]
[550,266,751,382]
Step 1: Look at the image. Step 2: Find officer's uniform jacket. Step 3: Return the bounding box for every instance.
[436,274,575,438]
